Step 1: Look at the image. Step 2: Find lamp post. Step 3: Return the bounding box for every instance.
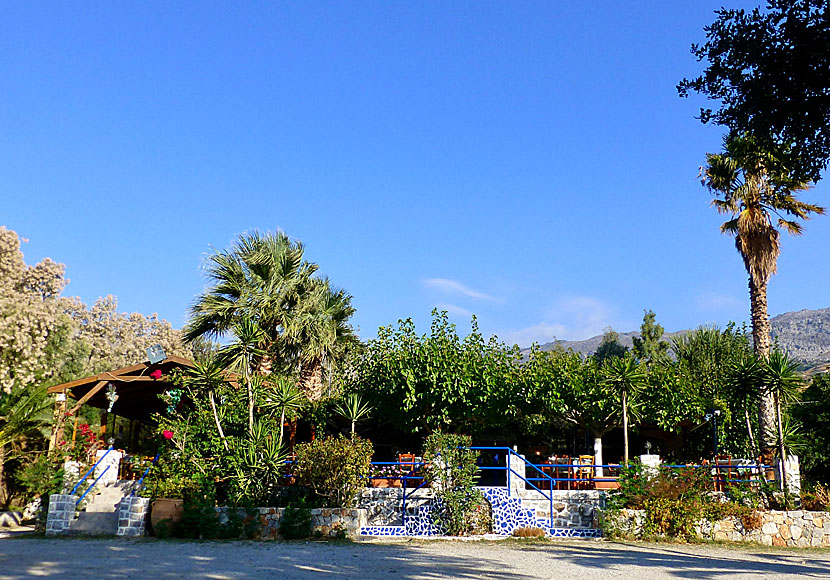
[704,409,722,456]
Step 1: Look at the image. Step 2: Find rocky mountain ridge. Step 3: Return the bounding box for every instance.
[526,307,830,370]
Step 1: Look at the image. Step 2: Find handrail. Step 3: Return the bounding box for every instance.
[130,453,160,498]
[70,446,113,496]
[75,465,110,506]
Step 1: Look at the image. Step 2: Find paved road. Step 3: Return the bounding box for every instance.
[2,537,830,579]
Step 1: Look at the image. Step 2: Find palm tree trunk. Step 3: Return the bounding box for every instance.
[0,445,7,509]
[775,392,788,493]
[244,365,254,434]
[300,360,324,402]
[208,392,229,451]
[622,390,629,464]
[749,275,777,460]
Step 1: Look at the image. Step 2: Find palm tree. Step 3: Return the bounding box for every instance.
[702,134,824,459]
[724,352,763,462]
[287,279,356,401]
[259,376,305,443]
[0,387,51,507]
[220,317,266,434]
[184,231,357,403]
[602,354,646,464]
[183,355,230,451]
[335,393,372,435]
[762,351,804,492]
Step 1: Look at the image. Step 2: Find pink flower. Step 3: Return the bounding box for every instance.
[163,430,174,440]
[150,369,163,380]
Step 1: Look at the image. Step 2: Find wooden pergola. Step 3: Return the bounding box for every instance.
[47,355,195,452]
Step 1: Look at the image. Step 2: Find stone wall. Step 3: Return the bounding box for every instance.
[607,509,830,547]
[45,494,76,536]
[216,507,368,539]
[116,496,150,537]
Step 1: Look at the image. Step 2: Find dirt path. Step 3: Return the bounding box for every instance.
[2,537,830,579]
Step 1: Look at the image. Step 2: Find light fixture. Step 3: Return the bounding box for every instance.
[146,344,166,364]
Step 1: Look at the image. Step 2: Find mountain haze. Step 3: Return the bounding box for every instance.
[524,307,830,370]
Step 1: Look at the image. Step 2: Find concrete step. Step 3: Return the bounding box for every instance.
[68,512,118,535]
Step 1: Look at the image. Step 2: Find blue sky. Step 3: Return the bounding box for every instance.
[2,2,828,346]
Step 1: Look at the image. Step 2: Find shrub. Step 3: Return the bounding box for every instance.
[512,526,546,538]
[280,500,313,539]
[422,431,488,536]
[801,483,830,511]
[294,434,373,508]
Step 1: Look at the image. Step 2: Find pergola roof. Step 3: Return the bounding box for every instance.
[47,355,195,422]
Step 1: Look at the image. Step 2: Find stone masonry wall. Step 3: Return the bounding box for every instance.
[608,509,830,547]
[45,494,76,536]
[116,496,150,537]
[216,507,368,539]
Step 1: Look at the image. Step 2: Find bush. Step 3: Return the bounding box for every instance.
[801,483,830,511]
[512,526,546,538]
[294,434,372,508]
[422,431,488,536]
[604,462,758,540]
[280,500,313,539]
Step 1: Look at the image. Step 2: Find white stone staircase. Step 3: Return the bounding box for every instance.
[68,481,136,536]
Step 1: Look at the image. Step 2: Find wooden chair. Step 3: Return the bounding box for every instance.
[576,455,595,489]
[714,455,733,491]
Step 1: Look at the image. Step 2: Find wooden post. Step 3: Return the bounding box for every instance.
[48,393,68,454]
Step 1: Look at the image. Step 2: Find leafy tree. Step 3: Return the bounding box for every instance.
[603,355,647,463]
[181,355,231,451]
[220,317,267,434]
[794,374,830,483]
[701,134,824,458]
[352,310,521,435]
[632,310,670,365]
[0,386,50,507]
[724,353,764,460]
[259,376,305,443]
[678,0,830,183]
[594,328,628,365]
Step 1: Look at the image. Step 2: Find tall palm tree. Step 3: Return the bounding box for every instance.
[702,134,824,459]
[602,354,646,464]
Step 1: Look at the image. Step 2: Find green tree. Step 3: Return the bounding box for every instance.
[594,328,628,365]
[679,0,830,183]
[0,387,51,507]
[702,134,824,458]
[793,374,830,483]
[220,317,266,434]
[762,351,804,491]
[632,310,670,365]
[182,355,231,451]
[602,354,647,463]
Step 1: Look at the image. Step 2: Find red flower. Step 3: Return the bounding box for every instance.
[163,430,174,440]
[150,369,163,380]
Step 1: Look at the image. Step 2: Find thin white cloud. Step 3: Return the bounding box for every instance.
[436,303,474,318]
[423,278,500,302]
[500,295,617,347]
[695,292,744,312]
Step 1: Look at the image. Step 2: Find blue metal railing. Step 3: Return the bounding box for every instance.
[130,453,160,498]
[70,446,113,496]
[70,446,113,506]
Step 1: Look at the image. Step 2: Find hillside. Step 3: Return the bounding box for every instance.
[526,307,830,370]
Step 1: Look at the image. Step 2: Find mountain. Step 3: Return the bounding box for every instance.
[525,307,830,371]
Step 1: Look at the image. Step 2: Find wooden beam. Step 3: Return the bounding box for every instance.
[67,380,109,416]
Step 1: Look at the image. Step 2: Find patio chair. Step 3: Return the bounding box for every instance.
[714,454,733,491]
[576,455,595,489]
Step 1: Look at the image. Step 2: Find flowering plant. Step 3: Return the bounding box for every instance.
[150,369,163,380]
[370,464,408,479]
[68,424,99,462]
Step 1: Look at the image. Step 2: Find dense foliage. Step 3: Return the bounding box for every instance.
[294,435,373,508]
[679,0,830,183]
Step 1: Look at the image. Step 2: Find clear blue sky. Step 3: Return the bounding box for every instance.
[3,2,827,346]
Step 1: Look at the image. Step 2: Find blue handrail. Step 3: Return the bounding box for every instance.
[130,453,160,498]
[75,465,110,506]
[70,446,113,496]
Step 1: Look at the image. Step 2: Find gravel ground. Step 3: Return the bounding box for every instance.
[2,536,830,579]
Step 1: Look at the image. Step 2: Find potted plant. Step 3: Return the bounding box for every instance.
[145,473,192,534]
[370,465,405,488]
